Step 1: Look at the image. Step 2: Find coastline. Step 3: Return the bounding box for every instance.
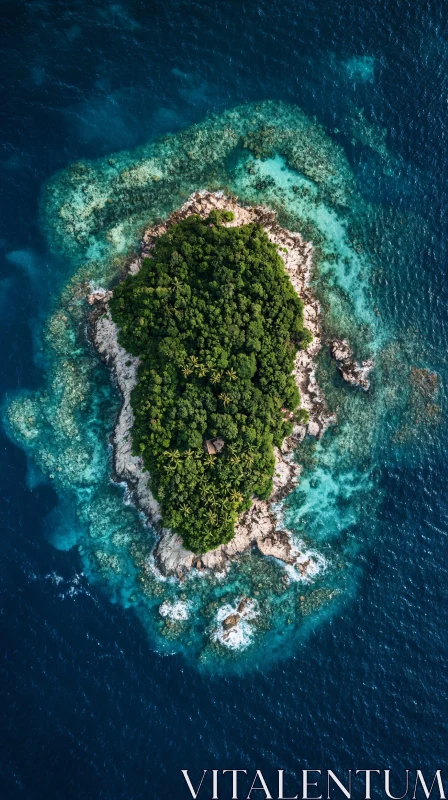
[90,192,350,578]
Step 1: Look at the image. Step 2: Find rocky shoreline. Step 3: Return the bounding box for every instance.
[89,191,369,579]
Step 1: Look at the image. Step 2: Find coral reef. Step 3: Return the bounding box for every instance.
[4,100,384,666]
[42,100,355,264]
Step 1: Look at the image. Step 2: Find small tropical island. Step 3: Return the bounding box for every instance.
[90,192,371,580]
[112,207,312,554]
[5,103,381,658]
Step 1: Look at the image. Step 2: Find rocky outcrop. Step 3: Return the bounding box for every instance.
[222,614,239,631]
[90,191,338,579]
[215,596,260,648]
[329,339,374,391]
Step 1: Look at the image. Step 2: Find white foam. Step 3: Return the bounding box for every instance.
[285,548,328,583]
[213,598,260,650]
[159,599,191,621]
[45,571,64,585]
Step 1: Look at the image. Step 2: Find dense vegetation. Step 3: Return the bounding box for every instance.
[110,211,312,553]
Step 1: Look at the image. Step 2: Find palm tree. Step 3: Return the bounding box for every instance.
[208,494,218,509]
[182,366,192,378]
[189,355,199,366]
[226,368,237,381]
[198,365,208,378]
[231,490,243,504]
[211,371,222,385]
[219,393,231,407]
[230,455,241,465]
[180,503,190,515]
[206,510,217,526]
[184,449,194,460]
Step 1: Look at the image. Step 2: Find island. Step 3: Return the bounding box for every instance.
[5,100,380,658]
[90,192,370,579]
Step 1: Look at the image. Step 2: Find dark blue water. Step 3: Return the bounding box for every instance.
[1,0,447,797]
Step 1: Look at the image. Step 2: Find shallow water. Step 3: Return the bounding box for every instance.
[1,0,447,796]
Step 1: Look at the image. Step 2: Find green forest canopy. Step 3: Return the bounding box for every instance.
[109,210,312,553]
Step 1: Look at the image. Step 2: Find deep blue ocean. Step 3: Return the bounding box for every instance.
[1,0,448,798]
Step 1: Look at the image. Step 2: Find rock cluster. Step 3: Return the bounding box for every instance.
[218,596,259,647]
[329,339,374,391]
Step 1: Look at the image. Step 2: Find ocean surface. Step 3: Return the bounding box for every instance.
[1,0,447,797]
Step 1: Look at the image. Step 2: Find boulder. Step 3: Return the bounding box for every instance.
[258,529,294,563]
[222,614,239,631]
[237,597,249,614]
